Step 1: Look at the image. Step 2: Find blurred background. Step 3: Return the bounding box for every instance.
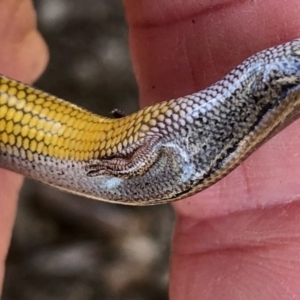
[2,1,175,299]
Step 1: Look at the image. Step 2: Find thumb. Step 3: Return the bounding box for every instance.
[124,0,300,299]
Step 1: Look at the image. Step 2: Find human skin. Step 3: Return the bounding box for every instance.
[124,0,300,299]
[0,0,48,292]
[1,0,300,299]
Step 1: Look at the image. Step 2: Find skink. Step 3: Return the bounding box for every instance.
[1,39,300,205]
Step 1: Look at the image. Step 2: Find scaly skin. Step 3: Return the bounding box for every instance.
[1,39,300,205]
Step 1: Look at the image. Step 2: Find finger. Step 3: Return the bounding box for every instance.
[125,0,300,216]
[124,0,300,299]
[171,201,300,299]
[0,0,48,83]
[0,0,48,291]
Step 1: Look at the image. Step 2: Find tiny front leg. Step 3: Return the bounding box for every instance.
[110,108,127,118]
[85,137,161,178]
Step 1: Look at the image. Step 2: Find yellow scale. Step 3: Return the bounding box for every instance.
[0,76,171,163]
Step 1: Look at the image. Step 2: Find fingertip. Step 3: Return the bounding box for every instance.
[1,30,49,84]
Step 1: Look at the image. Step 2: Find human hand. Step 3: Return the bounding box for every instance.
[0,0,48,292]
[124,0,300,298]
